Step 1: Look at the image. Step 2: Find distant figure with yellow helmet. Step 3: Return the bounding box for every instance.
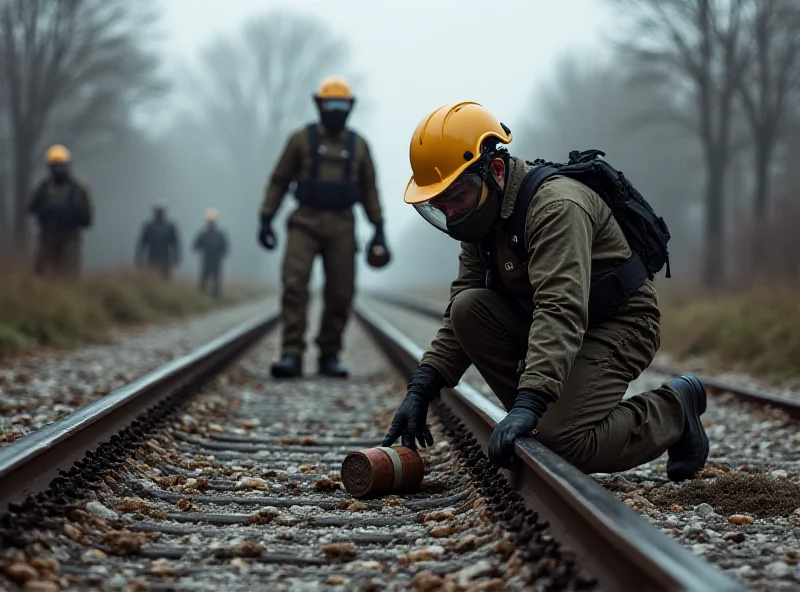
[258,76,390,379]
[193,208,229,298]
[382,102,710,484]
[26,144,93,278]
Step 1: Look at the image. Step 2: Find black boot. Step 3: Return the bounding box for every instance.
[319,354,348,378]
[666,374,709,482]
[271,354,302,378]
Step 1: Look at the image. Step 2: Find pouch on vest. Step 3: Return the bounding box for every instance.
[293,124,362,210]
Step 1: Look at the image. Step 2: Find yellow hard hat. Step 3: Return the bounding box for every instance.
[316,76,353,100]
[45,144,71,165]
[404,102,512,205]
[204,208,218,221]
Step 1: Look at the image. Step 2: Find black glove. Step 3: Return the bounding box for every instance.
[488,389,550,468]
[258,214,276,250]
[370,222,385,247]
[382,364,445,449]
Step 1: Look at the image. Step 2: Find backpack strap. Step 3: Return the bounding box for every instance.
[479,235,500,291]
[66,177,78,208]
[506,164,649,325]
[307,123,321,181]
[343,130,356,182]
[509,165,562,261]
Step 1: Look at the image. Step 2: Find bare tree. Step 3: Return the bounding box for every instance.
[778,110,800,194]
[611,0,750,288]
[736,0,800,220]
[515,54,705,279]
[0,0,165,253]
[182,9,360,278]
[186,10,360,182]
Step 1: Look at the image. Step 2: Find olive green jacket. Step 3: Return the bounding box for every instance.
[421,156,660,402]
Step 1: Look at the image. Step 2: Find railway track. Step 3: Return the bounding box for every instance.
[0,300,745,591]
[367,291,800,416]
[367,292,800,590]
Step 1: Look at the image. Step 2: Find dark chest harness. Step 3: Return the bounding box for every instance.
[293,124,362,210]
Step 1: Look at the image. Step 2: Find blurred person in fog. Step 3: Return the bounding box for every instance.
[27,144,93,278]
[193,208,228,298]
[135,204,180,280]
[257,76,390,379]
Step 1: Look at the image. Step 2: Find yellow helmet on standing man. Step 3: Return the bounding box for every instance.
[314,76,355,135]
[315,76,353,100]
[45,144,72,165]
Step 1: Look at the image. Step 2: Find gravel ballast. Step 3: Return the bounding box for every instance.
[365,297,800,590]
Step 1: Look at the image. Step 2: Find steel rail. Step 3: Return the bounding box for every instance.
[0,306,280,509]
[369,290,800,418]
[354,299,745,592]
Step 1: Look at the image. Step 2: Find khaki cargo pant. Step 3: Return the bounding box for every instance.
[34,231,82,279]
[280,220,356,358]
[200,261,222,298]
[450,288,685,474]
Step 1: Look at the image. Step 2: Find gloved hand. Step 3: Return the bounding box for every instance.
[258,214,276,250]
[382,364,445,449]
[370,222,385,247]
[488,389,550,468]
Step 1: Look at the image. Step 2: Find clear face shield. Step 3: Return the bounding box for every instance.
[413,174,488,235]
[318,98,352,112]
[316,98,353,134]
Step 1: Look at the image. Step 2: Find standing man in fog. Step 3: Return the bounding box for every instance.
[193,208,228,298]
[27,144,93,279]
[257,76,390,379]
[135,204,181,280]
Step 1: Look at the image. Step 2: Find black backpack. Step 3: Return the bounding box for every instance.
[481,149,671,324]
[511,149,671,279]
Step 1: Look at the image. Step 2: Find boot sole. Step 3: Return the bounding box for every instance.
[667,374,709,482]
[318,371,348,379]
[271,367,302,379]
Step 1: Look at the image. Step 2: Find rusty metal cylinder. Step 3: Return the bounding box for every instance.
[341,446,425,498]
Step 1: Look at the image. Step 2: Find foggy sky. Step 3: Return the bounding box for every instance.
[154,0,616,288]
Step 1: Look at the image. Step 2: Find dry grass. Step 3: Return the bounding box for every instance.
[660,286,800,382]
[0,271,269,356]
[407,282,800,382]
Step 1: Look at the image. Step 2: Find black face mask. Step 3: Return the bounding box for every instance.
[320,111,349,135]
[51,171,69,184]
[445,188,502,243]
